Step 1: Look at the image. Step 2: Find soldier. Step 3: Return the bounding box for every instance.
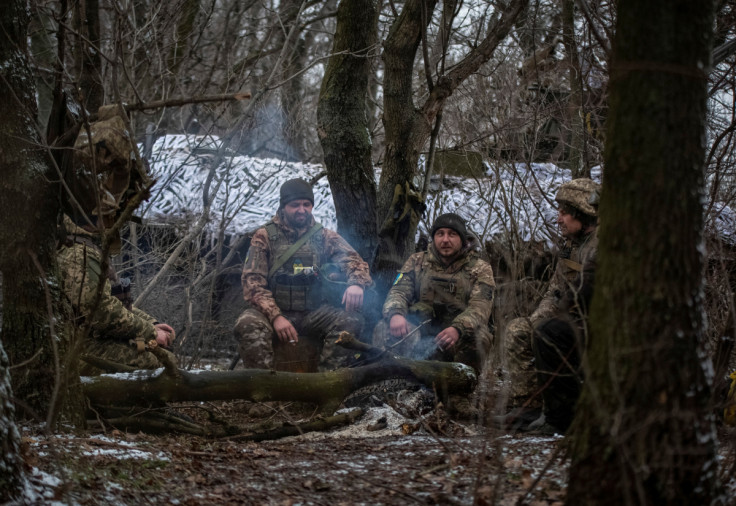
[498,178,600,430]
[233,178,373,371]
[59,106,176,375]
[373,213,495,373]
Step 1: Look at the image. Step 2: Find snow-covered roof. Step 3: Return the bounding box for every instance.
[142,134,335,234]
[142,134,732,247]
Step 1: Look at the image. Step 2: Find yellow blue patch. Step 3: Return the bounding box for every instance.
[392,273,403,285]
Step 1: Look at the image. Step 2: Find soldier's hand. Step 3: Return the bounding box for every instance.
[154,323,175,347]
[342,285,364,312]
[435,326,459,349]
[389,314,410,338]
[273,315,298,343]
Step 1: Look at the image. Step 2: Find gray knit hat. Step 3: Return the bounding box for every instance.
[279,178,314,208]
[430,213,468,239]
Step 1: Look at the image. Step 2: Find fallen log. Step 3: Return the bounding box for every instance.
[82,341,476,414]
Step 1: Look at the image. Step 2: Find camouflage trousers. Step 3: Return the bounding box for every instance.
[79,337,177,376]
[503,317,542,409]
[372,319,492,373]
[233,305,365,372]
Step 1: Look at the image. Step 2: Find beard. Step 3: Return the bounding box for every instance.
[286,212,310,229]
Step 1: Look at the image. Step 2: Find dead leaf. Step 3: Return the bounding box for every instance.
[402,422,420,434]
[521,469,534,489]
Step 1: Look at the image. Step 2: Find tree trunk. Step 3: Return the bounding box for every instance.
[373,0,525,297]
[376,0,438,288]
[560,0,585,177]
[0,0,84,425]
[75,0,104,111]
[0,0,49,499]
[317,0,379,262]
[567,1,718,504]
[0,342,22,501]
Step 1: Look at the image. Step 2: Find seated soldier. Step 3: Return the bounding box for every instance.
[372,213,495,373]
[233,178,373,372]
[498,178,599,430]
[59,106,175,375]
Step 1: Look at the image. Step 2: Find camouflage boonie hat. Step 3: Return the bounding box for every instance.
[555,178,601,217]
[72,105,138,218]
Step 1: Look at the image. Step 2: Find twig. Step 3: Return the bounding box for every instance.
[388,319,432,350]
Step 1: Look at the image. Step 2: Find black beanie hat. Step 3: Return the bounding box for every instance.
[430,213,468,239]
[280,178,314,208]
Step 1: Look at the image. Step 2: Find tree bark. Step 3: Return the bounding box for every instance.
[317,0,379,261]
[0,0,84,425]
[0,340,22,502]
[75,0,104,111]
[82,354,477,414]
[567,1,718,504]
[0,0,53,498]
[560,0,585,177]
[374,0,526,295]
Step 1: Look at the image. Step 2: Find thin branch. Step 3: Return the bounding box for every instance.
[122,92,252,113]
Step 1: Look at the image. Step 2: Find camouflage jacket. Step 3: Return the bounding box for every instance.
[382,243,495,336]
[58,217,157,342]
[241,213,373,322]
[531,228,598,325]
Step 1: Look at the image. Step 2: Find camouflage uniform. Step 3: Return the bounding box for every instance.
[505,178,599,410]
[58,217,164,375]
[234,213,372,371]
[373,242,495,373]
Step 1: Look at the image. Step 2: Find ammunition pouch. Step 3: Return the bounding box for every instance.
[272,271,322,312]
[319,263,349,308]
[111,277,133,311]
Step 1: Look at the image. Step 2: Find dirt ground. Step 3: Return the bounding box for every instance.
[18,395,736,506]
[20,402,568,506]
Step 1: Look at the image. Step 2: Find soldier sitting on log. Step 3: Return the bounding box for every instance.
[233,178,373,372]
[372,213,496,374]
[58,105,175,375]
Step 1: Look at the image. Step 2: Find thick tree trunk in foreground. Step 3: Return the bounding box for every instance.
[82,354,476,414]
[0,0,84,427]
[0,343,22,502]
[317,0,379,262]
[0,0,48,498]
[568,1,718,504]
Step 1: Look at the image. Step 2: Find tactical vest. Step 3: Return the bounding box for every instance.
[265,222,323,312]
[413,252,477,327]
[558,231,597,282]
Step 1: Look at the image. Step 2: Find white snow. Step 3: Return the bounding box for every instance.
[141,134,734,248]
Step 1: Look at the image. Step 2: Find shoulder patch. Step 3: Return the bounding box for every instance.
[393,273,403,285]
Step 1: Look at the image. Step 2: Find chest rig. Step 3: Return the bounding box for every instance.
[414,252,476,326]
[266,222,323,312]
